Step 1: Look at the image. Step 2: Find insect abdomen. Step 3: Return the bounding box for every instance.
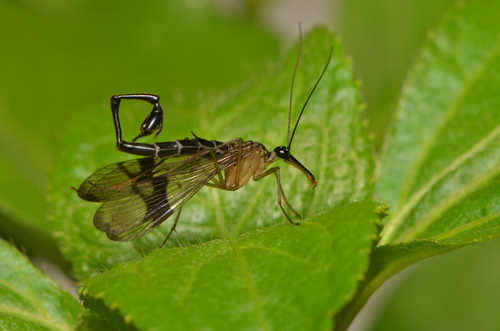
[155,136,226,158]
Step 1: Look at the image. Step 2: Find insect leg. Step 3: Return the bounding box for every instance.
[234,138,243,188]
[205,138,245,189]
[161,206,183,247]
[208,149,225,187]
[253,167,302,225]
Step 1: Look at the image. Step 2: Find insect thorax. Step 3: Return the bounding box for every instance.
[223,142,271,189]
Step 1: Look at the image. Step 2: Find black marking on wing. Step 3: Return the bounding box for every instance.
[77,140,261,241]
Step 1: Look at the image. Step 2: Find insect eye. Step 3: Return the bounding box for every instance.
[274,146,290,159]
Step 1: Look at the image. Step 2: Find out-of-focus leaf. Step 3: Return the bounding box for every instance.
[335,0,456,150]
[371,238,500,331]
[0,239,83,330]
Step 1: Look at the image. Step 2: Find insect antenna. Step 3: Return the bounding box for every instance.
[287,44,334,149]
[287,23,303,148]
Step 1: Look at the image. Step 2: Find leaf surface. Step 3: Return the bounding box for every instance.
[80,202,384,330]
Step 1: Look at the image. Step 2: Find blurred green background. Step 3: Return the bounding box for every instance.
[1,0,498,330]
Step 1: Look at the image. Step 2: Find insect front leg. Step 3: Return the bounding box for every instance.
[253,167,302,225]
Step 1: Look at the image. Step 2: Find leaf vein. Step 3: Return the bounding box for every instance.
[382,125,500,244]
[396,159,500,241]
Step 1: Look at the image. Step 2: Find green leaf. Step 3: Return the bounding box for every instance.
[50,27,374,279]
[377,1,500,246]
[335,3,500,329]
[0,239,83,330]
[80,202,384,330]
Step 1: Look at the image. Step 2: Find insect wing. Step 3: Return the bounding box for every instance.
[78,153,221,241]
[77,157,168,202]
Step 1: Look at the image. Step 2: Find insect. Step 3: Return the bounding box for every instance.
[77,42,333,246]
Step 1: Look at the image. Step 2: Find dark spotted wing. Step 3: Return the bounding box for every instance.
[77,140,260,241]
[77,152,220,241]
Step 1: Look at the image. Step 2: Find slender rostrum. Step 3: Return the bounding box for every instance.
[77,41,333,246]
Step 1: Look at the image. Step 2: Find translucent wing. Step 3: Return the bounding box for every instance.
[77,140,259,241]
